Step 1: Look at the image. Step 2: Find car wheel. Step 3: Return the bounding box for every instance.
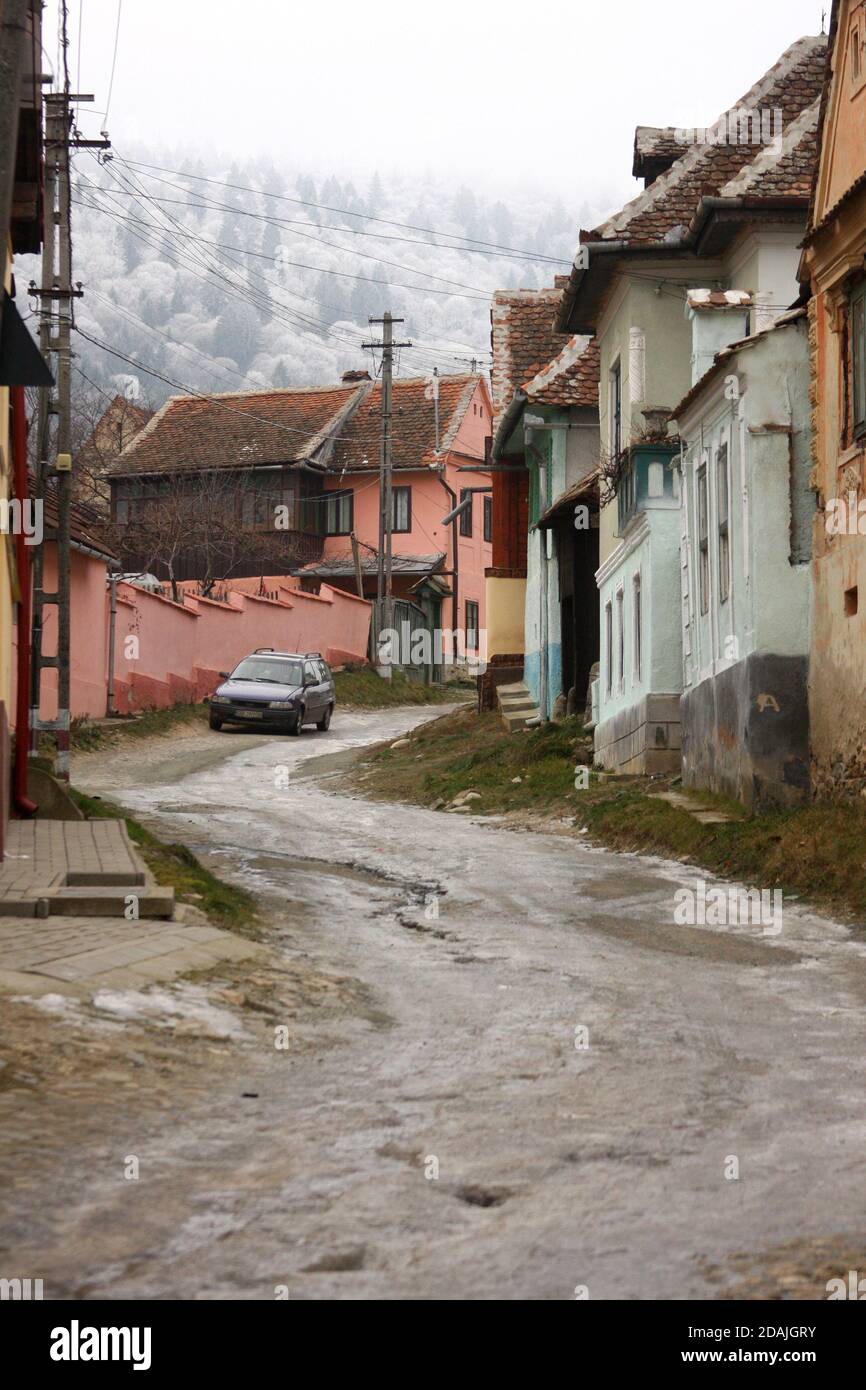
[288,708,303,735]
[317,704,333,732]
[209,713,223,731]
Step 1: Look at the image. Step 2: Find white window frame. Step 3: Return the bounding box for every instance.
[697,460,709,616]
[605,600,613,696]
[716,441,730,604]
[632,569,642,684]
[615,585,625,693]
[609,358,622,459]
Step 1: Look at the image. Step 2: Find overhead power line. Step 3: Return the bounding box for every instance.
[72,182,479,378]
[109,153,492,297]
[120,156,572,266]
[104,0,122,125]
[72,167,491,370]
[74,325,373,445]
[73,188,488,301]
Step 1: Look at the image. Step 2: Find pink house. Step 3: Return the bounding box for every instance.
[106,369,493,674]
[300,373,493,660]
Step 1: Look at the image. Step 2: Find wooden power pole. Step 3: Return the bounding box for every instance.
[363,311,411,665]
[29,33,106,774]
[30,91,72,774]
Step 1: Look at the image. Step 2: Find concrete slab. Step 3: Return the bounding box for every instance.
[0,915,266,997]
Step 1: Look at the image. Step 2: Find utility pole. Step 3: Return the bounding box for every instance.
[28,3,107,777]
[363,311,411,666]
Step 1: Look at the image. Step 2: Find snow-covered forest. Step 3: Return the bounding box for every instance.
[16,149,610,405]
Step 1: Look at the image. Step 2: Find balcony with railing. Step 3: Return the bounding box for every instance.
[616,442,681,535]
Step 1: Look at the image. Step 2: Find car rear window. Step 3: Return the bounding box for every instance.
[231,658,303,686]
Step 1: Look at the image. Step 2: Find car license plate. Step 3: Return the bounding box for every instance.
[236,709,262,719]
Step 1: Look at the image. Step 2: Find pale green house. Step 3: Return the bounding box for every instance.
[556,34,827,773]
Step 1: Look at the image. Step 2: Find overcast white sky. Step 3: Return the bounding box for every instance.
[49,0,827,206]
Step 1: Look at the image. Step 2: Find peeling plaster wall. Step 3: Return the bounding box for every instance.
[594,505,683,771]
[727,229,804,332]
[676,317,813,804]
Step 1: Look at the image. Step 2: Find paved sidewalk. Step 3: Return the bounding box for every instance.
[0,821,173,917]
[0,915,266,996]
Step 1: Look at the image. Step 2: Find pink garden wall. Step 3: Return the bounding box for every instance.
[113,579,370,716]
[13,552,371,724]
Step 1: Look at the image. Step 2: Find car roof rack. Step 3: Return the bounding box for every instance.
[304,651,322,658]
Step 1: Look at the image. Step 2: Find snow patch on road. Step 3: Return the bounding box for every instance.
[91,983,250,1039]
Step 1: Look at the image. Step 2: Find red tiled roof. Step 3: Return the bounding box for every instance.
[108,383,364,476]
[329,374,485,473]
[38,483,119,561]
[491,289,599,428]
[632,127,691,181]
[589,35,827,247]
[524,336,600,408]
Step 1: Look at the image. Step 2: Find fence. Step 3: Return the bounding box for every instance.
[13,559,371,724]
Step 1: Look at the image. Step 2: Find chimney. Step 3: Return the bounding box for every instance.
[342,369,371,383]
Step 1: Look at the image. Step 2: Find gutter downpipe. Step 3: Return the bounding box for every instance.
[525,431,548,724]
[537,450,548,724]
[437,468,459,663]
[11,387,37,815]
[106,571,119,717]
[491,389,526,462]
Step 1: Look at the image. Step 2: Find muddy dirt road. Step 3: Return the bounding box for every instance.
[3,705,866,1300]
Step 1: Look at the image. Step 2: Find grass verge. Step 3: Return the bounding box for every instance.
[334,667,469,709]
[68,786,260,938]
[66,671,465,751]
[352,705,866,926]
[70,703,209,752]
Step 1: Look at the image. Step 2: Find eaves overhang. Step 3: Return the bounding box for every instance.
[690,196,809,257]
[491,389,527,462]
[557,195,810,336]
[556,237,690,335]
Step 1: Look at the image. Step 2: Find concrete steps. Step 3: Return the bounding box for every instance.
[49,885,176,918]
[496,681,540,732]
[0,821,176,920]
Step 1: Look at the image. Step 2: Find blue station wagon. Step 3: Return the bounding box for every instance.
[208,650,335,735]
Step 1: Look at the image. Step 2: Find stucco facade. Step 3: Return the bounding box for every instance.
[800,0,866,797]
[675,312,814,807]
[517,410,598,716]
[319,376,492,647]
[593,445,683,772]
[591,270,699,770]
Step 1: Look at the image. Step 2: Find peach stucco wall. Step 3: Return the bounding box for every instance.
[13,546,111,724]
[321,378,492,632]
[112,580,371,715]
[13,550,371,723]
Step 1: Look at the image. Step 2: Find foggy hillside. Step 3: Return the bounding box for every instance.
[17,150,608,407]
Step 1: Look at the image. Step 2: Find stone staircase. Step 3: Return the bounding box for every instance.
[496,681,541,732]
